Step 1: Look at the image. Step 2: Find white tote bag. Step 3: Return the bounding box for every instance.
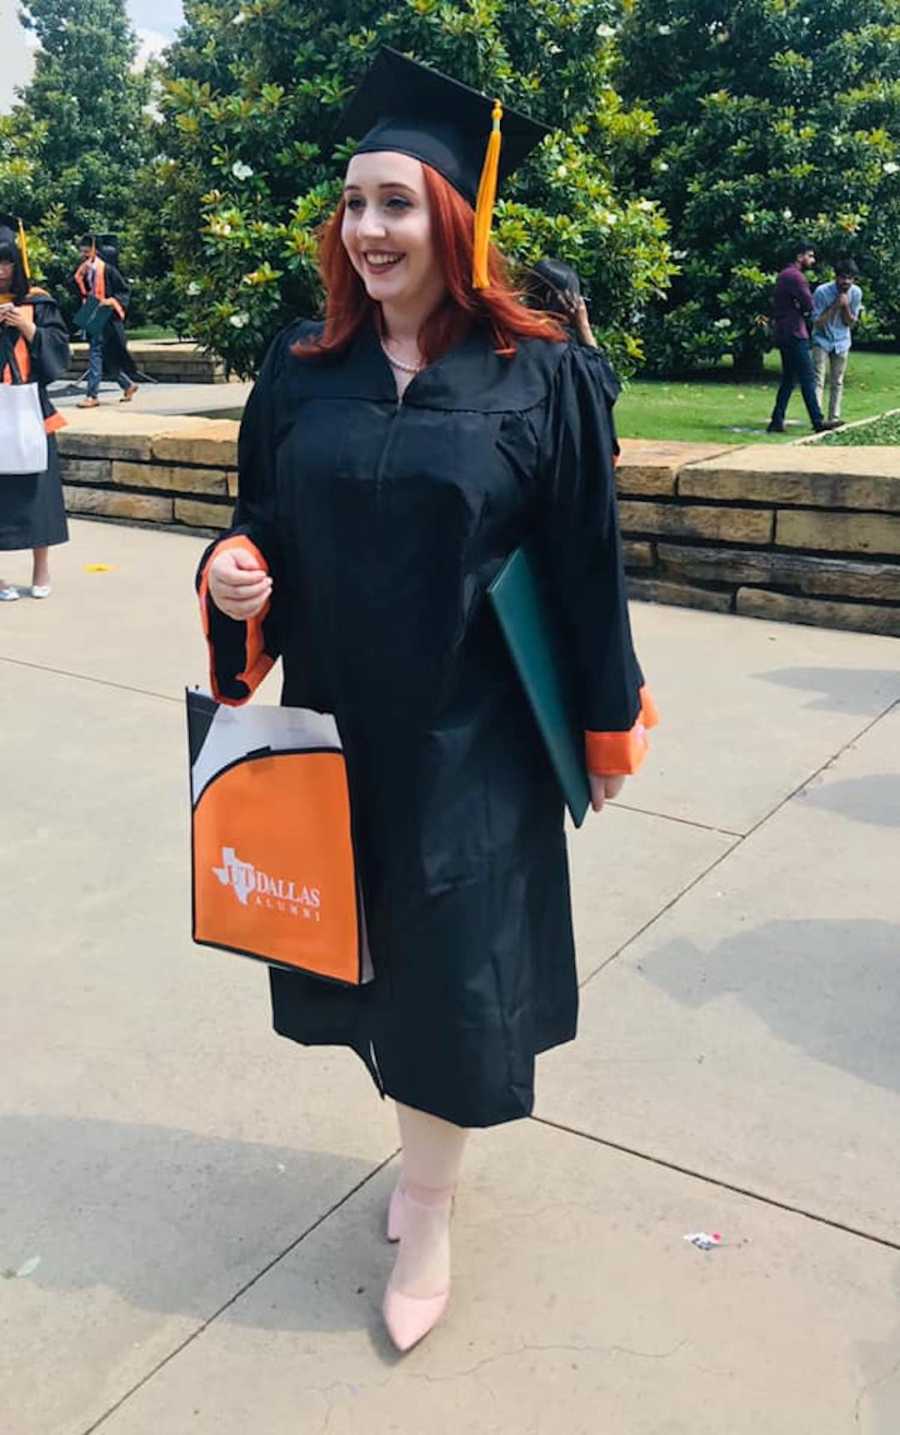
[0,346,48,475]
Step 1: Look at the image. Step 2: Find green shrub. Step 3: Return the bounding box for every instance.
[1,0,153,324]
[619,0,900,373]
[144,0,674,376]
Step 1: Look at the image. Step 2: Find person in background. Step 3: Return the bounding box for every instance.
[73,234,139,408]
[811,258,862,426]
[528,257,597,348]
[0,215,70,601]
[526,257,622,453]
[767,240,841,434]
[97,236,142,399]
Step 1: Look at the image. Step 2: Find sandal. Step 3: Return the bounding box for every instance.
[0,585,21,601]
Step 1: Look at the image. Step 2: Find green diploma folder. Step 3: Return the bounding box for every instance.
[488,544,591,828]
[73,297,112,340]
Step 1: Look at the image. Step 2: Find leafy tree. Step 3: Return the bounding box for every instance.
[0,0,152,316]
[146,0,673,375]
[618,0,900,374]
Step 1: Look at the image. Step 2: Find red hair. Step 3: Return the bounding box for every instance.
[292,163,565,364]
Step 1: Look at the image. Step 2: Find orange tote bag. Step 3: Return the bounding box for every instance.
[187,690,371,985]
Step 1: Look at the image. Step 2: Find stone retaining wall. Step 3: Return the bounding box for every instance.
[617,440,900,636]
[59,412,238,530]
[58,416,900,637]
[65,341,225,384]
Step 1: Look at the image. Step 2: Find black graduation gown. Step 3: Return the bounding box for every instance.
[197,319,653,1128]
[99,265,138,383]
[0,291,70,552]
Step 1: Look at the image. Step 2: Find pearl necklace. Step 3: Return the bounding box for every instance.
[381,339,424,374]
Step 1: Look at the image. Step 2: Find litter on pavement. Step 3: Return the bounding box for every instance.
[684,1232,723,1251]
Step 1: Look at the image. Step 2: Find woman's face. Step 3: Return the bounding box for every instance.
[0,259,14,291]
[341,152,444,310]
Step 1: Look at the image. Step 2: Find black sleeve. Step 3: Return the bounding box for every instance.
[105,264,130,316]
[29,296,71,386]
[539,343,657,774]
[194,328,291,704]
[578,344,622,456]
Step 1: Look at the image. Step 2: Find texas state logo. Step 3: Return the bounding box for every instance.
[212,846,322,921]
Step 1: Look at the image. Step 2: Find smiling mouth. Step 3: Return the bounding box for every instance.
[362,252,405,272]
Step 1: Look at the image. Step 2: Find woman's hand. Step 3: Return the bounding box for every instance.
[208,546,272,621]
[589,773,626,813]
[559,291,596,347]
[0,306,37,343]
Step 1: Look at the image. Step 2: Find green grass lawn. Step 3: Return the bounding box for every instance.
[615,349,900,446]
[818,411,900,445]
[128,326,181,341]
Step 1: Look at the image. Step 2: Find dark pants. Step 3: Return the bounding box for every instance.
[772,337,824,428]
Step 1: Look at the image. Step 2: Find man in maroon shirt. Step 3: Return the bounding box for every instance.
[768,241,842,433]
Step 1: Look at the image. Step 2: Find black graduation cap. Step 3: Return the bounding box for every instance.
[339,48,550,288]
[0,213,30,277]
[96,233,120,263]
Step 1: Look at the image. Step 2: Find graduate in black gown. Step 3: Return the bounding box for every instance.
[0,216,70,601]
[97,236,141,397]
[73,234,139,408]
[527,256,623,445]
[196,50,658,1351]
[528,256,594,342]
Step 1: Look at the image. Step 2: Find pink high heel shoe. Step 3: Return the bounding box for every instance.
[383,1282,450,1353]
[382,1183,454,1353]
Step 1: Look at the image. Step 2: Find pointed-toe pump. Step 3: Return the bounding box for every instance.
[382,1282,450,1353]
[382,1181,454,1353]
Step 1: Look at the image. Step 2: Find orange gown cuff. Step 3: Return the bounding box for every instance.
[197,534,273,706]
[584,685,660,777]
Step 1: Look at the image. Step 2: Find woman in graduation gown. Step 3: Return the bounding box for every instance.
[529,256,597,347]
[527,256,624,443]
[197,49,658,1351]
[0,217,70,601]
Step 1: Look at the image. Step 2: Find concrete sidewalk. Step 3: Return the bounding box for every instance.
[49,377,250,420]
[1,519,899,1435]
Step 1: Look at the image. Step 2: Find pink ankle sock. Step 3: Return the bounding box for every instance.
[389,1181,453,1299]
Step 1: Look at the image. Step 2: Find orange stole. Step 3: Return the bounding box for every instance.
[0,304,66,435]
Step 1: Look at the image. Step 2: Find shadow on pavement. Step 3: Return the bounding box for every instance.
[755,667,900,715]
[1,1114,391,1332]
[798,774,900,827]
[635,919,900,1093]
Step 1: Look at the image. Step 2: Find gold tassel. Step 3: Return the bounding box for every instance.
[473,101,503,291]
[17,218,31,280]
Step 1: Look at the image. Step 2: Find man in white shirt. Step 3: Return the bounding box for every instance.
[811,259,863,424]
